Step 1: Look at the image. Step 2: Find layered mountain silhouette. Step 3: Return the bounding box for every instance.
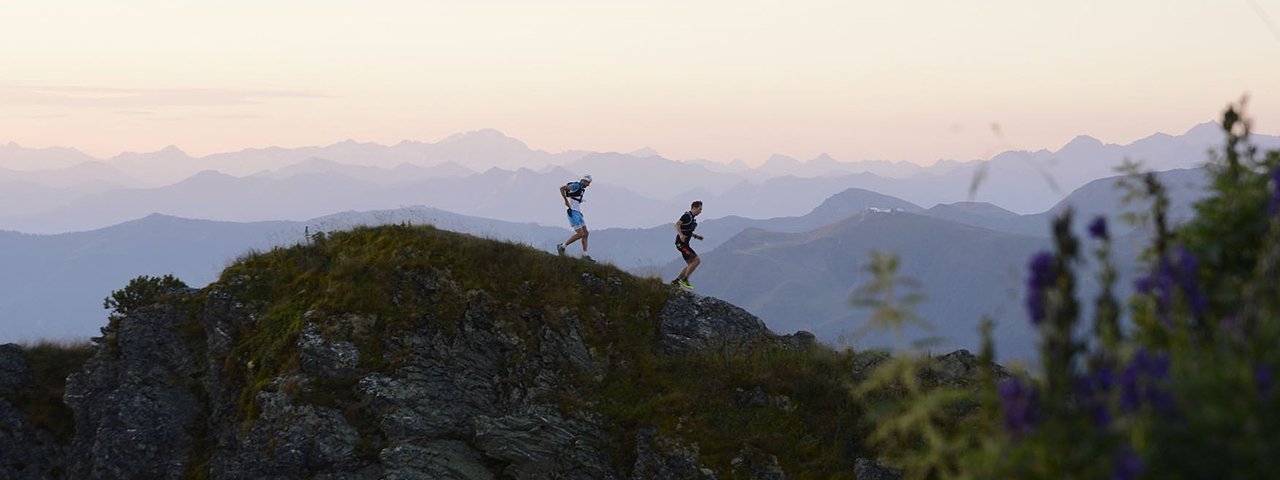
[678,209,1157,361]
[0,122,1264,235]
[0,208,566,342]
[676,212,1049,360]
[0,167,1201,361]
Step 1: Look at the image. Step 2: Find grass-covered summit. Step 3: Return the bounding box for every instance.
[0,223,998,479]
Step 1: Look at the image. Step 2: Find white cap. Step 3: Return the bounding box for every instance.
[581,174,593,182]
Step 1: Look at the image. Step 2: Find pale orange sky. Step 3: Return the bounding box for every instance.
[3,0,1279,165]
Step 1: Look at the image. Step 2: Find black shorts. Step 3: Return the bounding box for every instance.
[675,237,697,262]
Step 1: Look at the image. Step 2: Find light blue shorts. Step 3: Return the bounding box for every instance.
[567,209,586,230]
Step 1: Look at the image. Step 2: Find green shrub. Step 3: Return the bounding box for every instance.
[103,274,190,318]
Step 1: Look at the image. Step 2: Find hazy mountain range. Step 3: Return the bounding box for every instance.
[675,210,1151,361]
[0,122,1267,234]
[0,166,1210,363]
[0,207,568,343]
[0,121,1246,360]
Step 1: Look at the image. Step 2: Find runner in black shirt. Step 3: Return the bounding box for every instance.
[671,200,704,289]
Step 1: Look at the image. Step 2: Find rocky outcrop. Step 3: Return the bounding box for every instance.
[45,266,797,479]
[64,303,204,479]
[0,345,29,396]
[1,344,68,480]
[658,292,774,354]
[850,348,1009,388]
[854,457,903,480]
[732,446,787,480]
[632,428,717,480]
[12,222,1009,479]
[921,349,1011,388]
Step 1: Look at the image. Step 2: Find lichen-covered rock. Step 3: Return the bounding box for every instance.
[851,350,892,381]
[775,330,817,351]
[473,407,617,479]
[854,457,903,480]
[298,322,361,379]
[731,446,787,480]
[63,304,203,480]
[379,441,495,480]
[631,429,717,480]
[0,344,30,397]
[923,349,1010,388]
[658,293,771,354]
[0,344,75,479]
[211,391,367,478]
[1,397,68,479]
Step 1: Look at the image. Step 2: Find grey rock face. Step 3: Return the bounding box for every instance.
[213,391,366,478]
[0,399,59,480]
[631,429,717,480]
[193,272,625,479]
[731,446,787,480]
[1,345,67,480]
[298,322,361,379]
[63,305,203,480]
[924,349,1010,388]
[854,457,903,480]
[474,408,617,479]
[850,350,892,381]
[658,293,771,354]
[0,344,30,397]
[380,441,495,480]
[775,330,817,351]
[46,265,836,479]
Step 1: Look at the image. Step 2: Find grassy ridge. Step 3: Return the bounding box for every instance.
[204,223,872,477]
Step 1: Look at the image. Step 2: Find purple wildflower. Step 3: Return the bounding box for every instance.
[1025,294,1046,326]
[1025,251,1056,325]
[1121,349,1174,414]
[1120,364,1142,412]
[1257,364,1275,396]
[1134,275,1155,295]
[1075,366,1116,427]
[1172,246,1206,316]
[998,378,1040,436]
[1136,349,1171,379]
[1088,216,1109,240]
[1090,402,1113,427]
[1269,166,1280,217]
[1111,446,1145,480]
[1134,260,1175,325]
[1134,246,1205,320]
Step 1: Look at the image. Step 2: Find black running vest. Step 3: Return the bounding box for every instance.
[678,211,697,236]
[565,182,586,202]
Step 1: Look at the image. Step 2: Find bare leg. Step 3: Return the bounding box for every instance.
[680,256,701,279]
[564,230,585,245]
[580,227,589,254]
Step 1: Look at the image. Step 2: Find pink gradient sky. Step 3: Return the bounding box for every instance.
[3,1,1279,165]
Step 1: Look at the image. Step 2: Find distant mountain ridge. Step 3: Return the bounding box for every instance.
[0,121,1264,227]
[676,210,1145,361]
[0,165,1198,358]
[0,207,571,343]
